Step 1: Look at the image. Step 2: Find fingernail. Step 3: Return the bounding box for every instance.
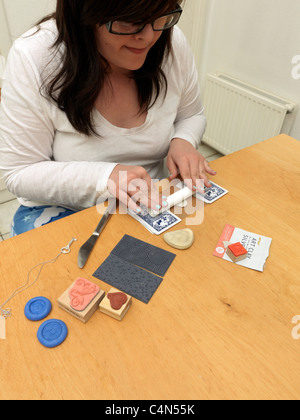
[162,201,168,207]
[162,196,167,199]
[136,207,142,214]
[193,186,198,190]
[156,204,162,210]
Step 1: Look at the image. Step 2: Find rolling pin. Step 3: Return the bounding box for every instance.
[149,186,196,217]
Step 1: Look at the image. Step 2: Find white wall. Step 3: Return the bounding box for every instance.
[0,1,11,57]
[0,0,55,56]
[0,0,56,81]
[178,0,208,72]
[3,0,55,39]
[199,0,300,140]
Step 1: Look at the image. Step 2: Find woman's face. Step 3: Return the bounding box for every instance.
[95,23,163,74]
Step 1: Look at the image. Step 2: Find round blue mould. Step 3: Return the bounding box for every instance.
[37,319,68,348]
[24,296,52,321]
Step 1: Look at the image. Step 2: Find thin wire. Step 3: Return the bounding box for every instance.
[0,238,77,319]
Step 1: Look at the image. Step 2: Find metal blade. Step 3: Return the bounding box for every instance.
[78,199,116,268]
[78,235,99,269]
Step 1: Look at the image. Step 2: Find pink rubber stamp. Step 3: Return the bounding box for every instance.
[69,278,100,311]
[58,278,105,323]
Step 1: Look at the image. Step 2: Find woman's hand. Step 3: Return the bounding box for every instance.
[167,138,217,191]
[108,164,164,213]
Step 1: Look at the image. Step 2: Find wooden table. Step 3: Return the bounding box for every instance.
[0,134,299,400]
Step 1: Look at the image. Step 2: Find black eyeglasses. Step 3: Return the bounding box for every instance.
[105,5,182,36]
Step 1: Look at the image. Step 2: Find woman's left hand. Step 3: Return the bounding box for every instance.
[167,138,217,191]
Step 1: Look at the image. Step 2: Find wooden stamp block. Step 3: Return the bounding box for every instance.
[99,288,132,321]
[226,242,248,263]
[58,277,105,323]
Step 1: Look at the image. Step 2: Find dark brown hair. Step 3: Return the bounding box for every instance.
[38,0,182,136]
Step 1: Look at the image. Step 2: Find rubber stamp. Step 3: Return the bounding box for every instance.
[99,287,132,321]
[58,277,105,323]
[226,242,248,263]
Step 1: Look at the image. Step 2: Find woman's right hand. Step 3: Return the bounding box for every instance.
[107,164,164,213]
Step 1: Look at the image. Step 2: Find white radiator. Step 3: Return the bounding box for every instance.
[202,73,297,155]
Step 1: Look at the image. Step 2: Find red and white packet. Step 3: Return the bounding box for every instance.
[214,224,272,272]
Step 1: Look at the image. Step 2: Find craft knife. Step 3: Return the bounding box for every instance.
[78,199,116,269]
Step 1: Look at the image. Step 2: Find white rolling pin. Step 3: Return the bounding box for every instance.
[149,186,196,217]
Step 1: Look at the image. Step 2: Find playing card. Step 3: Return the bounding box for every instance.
[128,206,181,235]
[196,181,228,204]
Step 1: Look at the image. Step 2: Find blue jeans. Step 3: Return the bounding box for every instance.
[11,205,77,236]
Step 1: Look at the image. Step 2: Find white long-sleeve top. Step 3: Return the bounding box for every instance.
[0,20,206,210]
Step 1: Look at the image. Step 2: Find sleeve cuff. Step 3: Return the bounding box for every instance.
[96,162,118,200]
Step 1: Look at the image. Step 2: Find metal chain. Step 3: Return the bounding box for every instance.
[0,238,77,319]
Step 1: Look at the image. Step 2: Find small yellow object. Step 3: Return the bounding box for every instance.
[163,229,194,250]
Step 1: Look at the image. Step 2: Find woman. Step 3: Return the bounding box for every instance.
[0,0,216,235]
